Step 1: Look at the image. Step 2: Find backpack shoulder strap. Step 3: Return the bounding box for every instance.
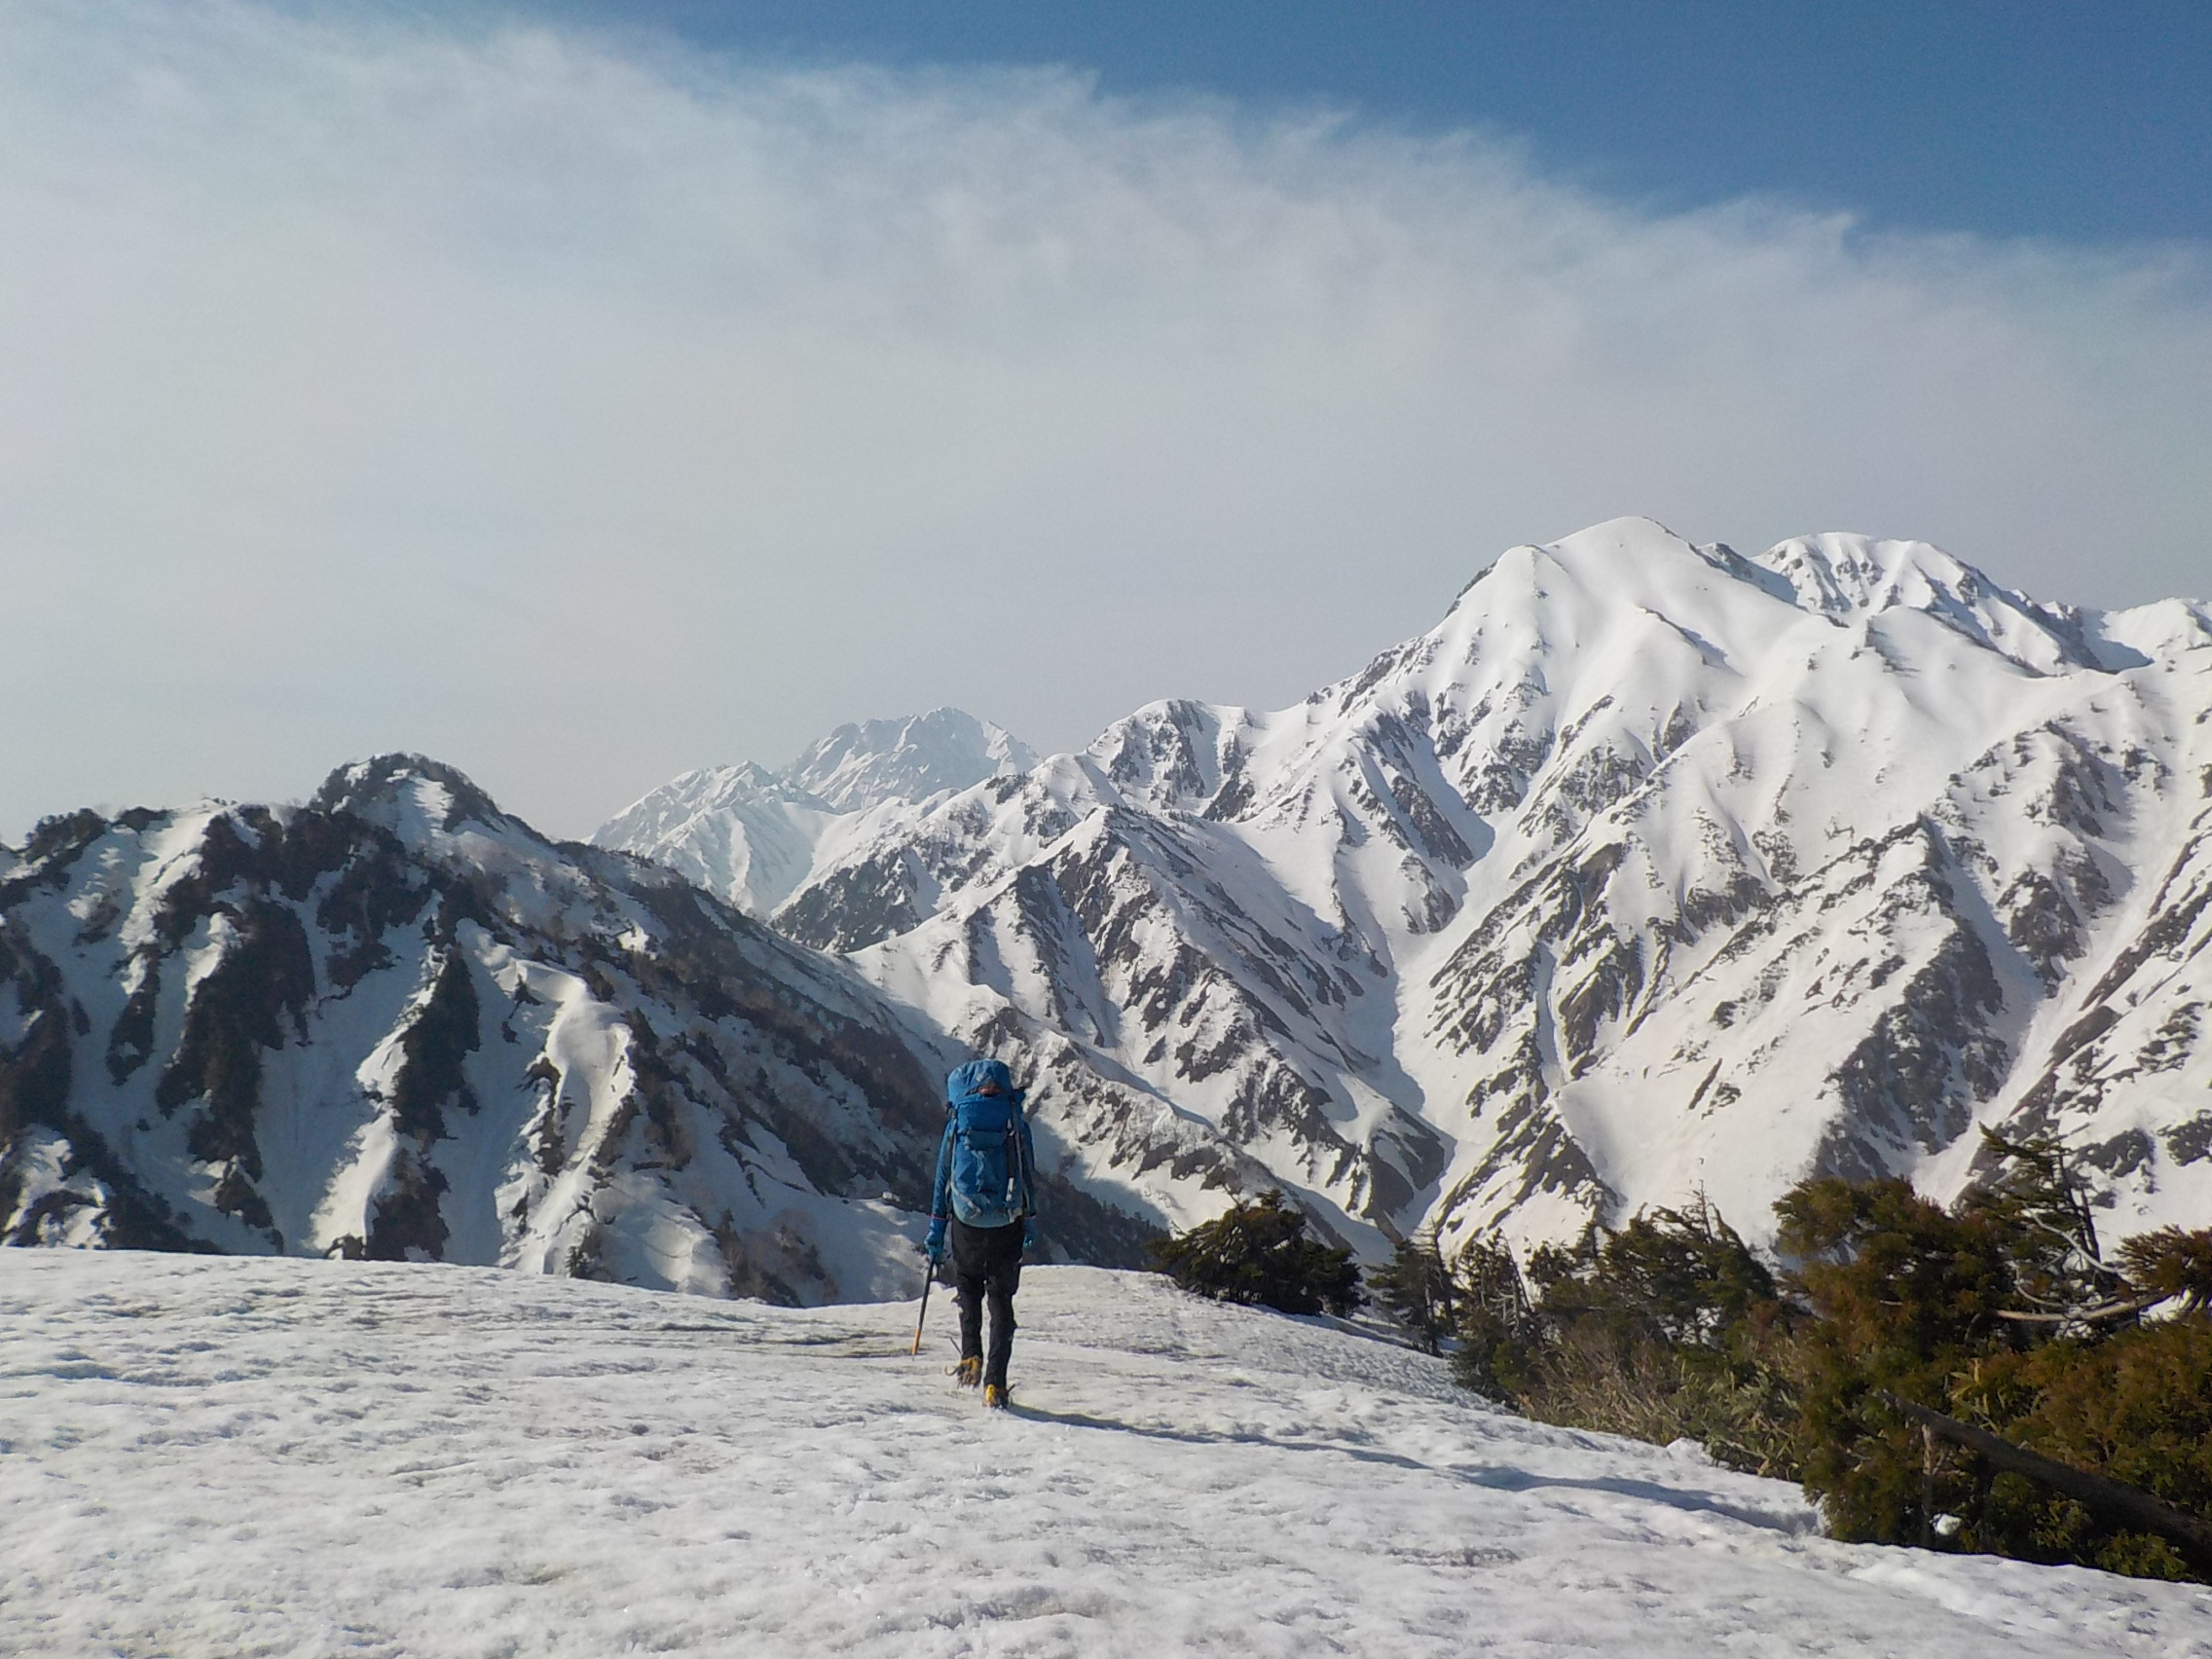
[1008,1094,1036,1217]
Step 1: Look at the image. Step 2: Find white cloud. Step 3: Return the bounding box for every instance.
[3,1,2208,837]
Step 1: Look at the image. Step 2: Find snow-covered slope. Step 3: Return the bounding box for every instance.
[5,1252,2204,1658]
[594,708,1034,916]
[742,520,2212,1256]
[0,756,1149,1297]
[785,708,1038,811]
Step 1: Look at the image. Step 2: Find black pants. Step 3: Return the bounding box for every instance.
[949,1216,1023,1390]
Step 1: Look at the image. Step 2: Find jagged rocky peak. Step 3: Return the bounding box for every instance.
[1756,530,2010,616]
[786,708,1038,811]
[1086,699,1243,814]
[312,754,516,840]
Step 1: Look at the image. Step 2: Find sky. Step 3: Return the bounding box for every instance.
[528,0,2212,244]
[3,0,2209,841]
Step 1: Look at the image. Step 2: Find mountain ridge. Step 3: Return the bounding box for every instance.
[0,753,1154,1298]
[8,518,2208,1293]
[601,517,2212,1258]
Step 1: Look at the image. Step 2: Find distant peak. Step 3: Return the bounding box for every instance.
[727,760,788,792]
[783,708,1036,811]
[313,754,512,836]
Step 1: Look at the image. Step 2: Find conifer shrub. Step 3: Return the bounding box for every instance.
[1148,1189,1363,1317]
[1443,1201,1803,1478]
[1444,1234,1544,1401]
[1777,1135,2212,1579]
[1428,1139,2212,1582]
[1775,1171,2025,1532]
[1948,1318,2212,1579]
[2116,1225,2212,1311]
[1370,1234,1460,1351]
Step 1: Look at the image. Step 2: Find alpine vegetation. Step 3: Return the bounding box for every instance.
[1397,1137,2212,1584]
[1148,1188,1364,1317]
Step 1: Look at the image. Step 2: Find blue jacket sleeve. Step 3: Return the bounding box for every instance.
[929,1118,955,1223]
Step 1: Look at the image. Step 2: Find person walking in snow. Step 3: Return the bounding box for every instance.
[924,1058,1039,1409]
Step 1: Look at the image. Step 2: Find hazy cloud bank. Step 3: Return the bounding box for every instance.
[3,1,2208,836]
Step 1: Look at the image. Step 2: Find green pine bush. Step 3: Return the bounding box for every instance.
[1448,1202,1802,1478]
[1148,1189,1364,1317]
[1434,1142,2212,1583]
[1371,1235,1458,1350]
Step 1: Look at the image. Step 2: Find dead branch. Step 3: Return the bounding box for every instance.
[1876,1391,2212,1565]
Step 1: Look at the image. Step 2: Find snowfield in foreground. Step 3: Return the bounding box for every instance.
[4,1256,2209,1658]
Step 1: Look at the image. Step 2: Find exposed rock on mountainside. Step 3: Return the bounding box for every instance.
[0,756,1149,1297]
[604,519,2212,1257]
[12,521,2207,1290]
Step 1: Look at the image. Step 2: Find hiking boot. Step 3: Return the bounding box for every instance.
[952,1356,982,1388]
[982,1383,1010,1409]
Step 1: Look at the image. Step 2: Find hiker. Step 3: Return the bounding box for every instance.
[924,1057,1039,1408]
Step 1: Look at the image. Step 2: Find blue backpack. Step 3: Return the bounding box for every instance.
[940,1059,1036,1230]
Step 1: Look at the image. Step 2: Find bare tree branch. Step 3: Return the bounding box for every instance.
[1877,1391,2212,1564]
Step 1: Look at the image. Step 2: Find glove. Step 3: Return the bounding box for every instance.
[1021,1220,1038,1254]
[924,1219,947,1263]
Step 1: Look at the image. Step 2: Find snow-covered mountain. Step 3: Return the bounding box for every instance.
[0,756,1149,1298]
[592,708,1034,916]
[784,708,1038,811]
[617,519,2212,1258]
[12,520,2208,1292]
[9,1252,2204,1658]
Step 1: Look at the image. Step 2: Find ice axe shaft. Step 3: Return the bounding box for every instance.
[910,1266,933,1356]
